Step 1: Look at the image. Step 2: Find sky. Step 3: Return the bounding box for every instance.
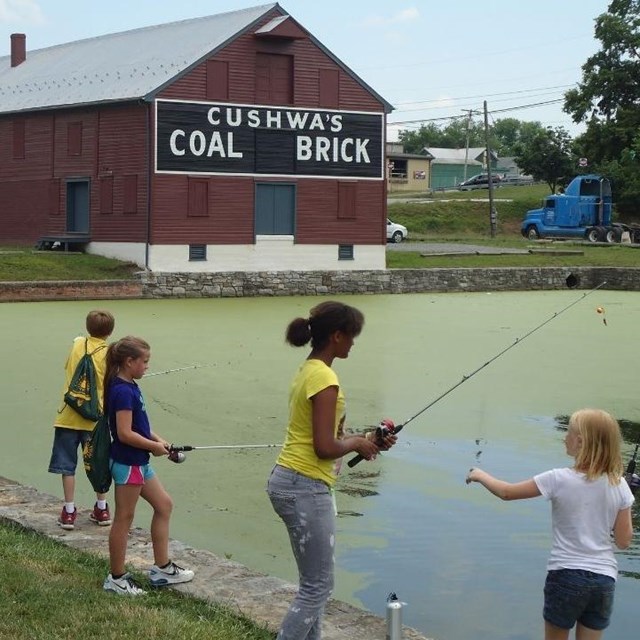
[0,0,612,142]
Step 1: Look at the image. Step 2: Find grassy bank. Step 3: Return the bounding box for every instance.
[0,520,274,640]
[0,247,139,281]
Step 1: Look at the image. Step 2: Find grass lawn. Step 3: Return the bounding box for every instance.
[0,520,274,640]
[0,247,140,281]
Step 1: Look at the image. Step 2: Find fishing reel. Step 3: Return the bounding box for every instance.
[168,447,186,464]
[374,418,398,445]
[624,444,639,495]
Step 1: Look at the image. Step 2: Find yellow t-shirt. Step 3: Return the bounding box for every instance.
[53,335,108,432]
[276,359,345,487]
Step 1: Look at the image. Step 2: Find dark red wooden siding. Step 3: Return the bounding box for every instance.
[0,104,148,244]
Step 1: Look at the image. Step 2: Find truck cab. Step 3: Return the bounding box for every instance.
[521,175,613,242]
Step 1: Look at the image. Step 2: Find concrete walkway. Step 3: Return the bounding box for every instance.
[0,476,430,640]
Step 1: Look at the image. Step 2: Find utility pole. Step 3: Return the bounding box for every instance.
[483,100,497,238]
[462,109,473,182]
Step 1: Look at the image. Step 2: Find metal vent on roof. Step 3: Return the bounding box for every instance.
[338,244,354,260]
[189,244,207,261]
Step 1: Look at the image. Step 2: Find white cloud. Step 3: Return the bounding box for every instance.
[363,7,420,28]
[0,0,45,25]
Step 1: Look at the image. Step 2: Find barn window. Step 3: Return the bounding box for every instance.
[338,244,354,260]
[319,69,339,109]
[12,120,25,159]
[188,178,209,217]
[100,177,114,214]
[207,60,229,101]
[189,244,207,261]
[67,122,82,156]
[123,175,138,214]
[337,181,357,219]
[256,53,293,105]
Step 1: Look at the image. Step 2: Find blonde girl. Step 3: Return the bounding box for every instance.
[466,409,634,640]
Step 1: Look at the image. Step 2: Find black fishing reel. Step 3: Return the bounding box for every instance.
[624,444,639,495]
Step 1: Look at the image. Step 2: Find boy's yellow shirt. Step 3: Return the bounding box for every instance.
[53,335,108,431]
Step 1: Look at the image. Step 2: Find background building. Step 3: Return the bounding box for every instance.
[0,3,392,272]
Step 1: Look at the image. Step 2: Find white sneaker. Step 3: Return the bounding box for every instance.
[103,572,146,596]
[148,561,194,586]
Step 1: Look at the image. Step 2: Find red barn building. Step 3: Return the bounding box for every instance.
[0,4,392,272]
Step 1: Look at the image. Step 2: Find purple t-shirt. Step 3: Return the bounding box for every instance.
[107,377,152,466]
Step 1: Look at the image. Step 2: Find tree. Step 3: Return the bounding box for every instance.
[398,117,547,158]
[514,127,574,194]
[491,119,547,156]
[564,0,640,215]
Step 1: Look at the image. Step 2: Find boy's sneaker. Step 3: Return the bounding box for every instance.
[148,561,195,586]
[58,507,77,530]
[90,503,112,526]
[103,573,146,596]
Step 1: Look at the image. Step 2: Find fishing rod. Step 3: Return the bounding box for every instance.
[168,443,282,463]
[144,364,213,378]
[348,277,607,467]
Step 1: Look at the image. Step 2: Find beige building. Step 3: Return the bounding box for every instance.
[386,142,433,192]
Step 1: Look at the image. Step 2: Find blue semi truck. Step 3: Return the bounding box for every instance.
[520,174,640,243]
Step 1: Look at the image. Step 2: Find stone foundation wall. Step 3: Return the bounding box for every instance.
[140,266,640,298]
[0,267,638,302]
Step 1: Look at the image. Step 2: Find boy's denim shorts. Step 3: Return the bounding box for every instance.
[543,568,615,631]
[48,427,91,475]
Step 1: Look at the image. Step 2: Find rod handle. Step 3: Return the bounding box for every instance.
[169,444,194,452]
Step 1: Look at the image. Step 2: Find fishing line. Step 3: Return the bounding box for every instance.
[348,277,607,467]
[144,364,213,378]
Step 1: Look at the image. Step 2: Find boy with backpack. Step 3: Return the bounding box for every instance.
[48,309,115,530]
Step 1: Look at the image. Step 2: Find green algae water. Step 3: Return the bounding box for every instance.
[1,292,638,640]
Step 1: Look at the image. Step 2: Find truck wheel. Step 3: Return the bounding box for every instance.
[586,228,600,243]
[526,226,540,240]
[605,228,622,243]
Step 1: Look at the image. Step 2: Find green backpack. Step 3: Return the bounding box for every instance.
[63,339,106,421]
[83,414,112,493]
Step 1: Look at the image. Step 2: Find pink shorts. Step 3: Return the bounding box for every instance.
[110,460,155,485]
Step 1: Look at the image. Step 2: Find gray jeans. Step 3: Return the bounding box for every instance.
[267,464,335,640]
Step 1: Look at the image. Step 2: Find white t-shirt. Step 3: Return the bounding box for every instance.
[534,467,635,579]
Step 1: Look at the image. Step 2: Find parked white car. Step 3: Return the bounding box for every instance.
[387,219,408,243]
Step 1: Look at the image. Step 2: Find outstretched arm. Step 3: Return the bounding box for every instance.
[466,468,541,501]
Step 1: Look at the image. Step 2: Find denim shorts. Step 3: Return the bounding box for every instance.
[48,427,92,475]
[543,569,615,631]
[110,460,155,486]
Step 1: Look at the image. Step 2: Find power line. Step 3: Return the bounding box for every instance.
[393,84,576,108]
[389,98,565,127]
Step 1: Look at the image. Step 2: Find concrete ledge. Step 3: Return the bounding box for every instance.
[0,477,429,640]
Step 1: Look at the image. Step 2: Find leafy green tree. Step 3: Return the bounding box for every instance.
[398,119,485,153]
[398,117,548,158]
[564,0,640,214]
[491,119,547,156]
[514,127,574,193]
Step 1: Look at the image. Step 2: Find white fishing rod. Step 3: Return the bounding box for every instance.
[168,442,282,463]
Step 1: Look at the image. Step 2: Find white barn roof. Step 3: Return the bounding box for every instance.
[0,4,393,115]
